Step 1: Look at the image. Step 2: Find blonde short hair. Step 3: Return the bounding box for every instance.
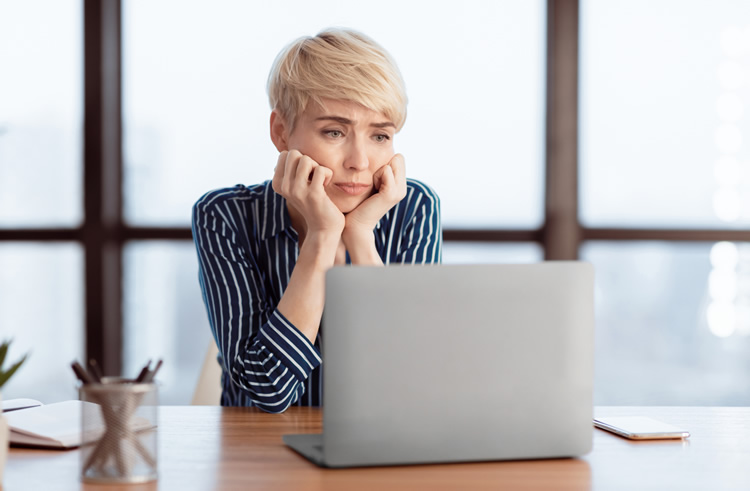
[267,28,407,132]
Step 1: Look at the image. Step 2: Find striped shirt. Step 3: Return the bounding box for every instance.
[192,178,442,412]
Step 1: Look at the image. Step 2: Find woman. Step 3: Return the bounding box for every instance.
[192,28,442,412]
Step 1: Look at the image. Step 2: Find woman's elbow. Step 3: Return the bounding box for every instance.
[238,379,302,414]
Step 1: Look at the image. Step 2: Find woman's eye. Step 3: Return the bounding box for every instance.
[325,130,343,138]
[374,134,391,143]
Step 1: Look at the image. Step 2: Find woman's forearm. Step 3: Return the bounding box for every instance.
[276,231,340,343]
[342,227,384,266]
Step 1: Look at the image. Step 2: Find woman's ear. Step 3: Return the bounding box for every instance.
[270,110,289,152]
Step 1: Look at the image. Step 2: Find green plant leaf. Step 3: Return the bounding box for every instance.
[0,340,8,367]
[0,355,27,389]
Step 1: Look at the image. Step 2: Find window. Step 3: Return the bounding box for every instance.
[0,243,84,402]
[0,0,83,402]
[583,241,750,405]
[123,242,210,404]
[5,0,747,407]
[0,1,83,228]
[580,0,750,405]
[120,0,546,402]
[580,0,750,228]
[122,0,546,228]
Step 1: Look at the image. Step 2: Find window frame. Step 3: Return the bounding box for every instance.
[2,0,750,375]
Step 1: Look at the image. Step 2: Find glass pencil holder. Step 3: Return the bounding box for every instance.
[79,379,158,484]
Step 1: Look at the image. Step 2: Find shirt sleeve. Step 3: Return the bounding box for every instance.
[191,192,321,413]
[396,180,443,264]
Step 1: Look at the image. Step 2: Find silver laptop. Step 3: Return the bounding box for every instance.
[283,262,594,468]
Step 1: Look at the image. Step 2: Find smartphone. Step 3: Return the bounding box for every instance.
[594,416,690,440]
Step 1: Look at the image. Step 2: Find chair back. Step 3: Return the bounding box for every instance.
[191,341,222,405]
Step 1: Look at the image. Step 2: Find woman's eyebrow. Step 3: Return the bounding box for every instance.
[315,116,353,125]
[371,121,396,129]
[315,116,395,129]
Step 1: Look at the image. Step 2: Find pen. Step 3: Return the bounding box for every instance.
[135,359,152,383]
[71,361,94,385]
[144,359,163,383]
[88,359,103,383]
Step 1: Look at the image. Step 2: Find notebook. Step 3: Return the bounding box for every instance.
[283,262,595,468]
[5,400,103,449]
[5,399,153,450]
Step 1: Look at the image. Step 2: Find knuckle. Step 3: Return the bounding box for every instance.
[301,155,318,168]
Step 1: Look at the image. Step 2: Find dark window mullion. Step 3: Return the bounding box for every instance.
[544,0,580,260]
[84,0,122,376]
[442,229,543,243]
[583,228,750,242]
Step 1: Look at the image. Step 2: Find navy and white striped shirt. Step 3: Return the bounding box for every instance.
[192,178,442,412]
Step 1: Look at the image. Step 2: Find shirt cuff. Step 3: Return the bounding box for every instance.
[258,310,322,382]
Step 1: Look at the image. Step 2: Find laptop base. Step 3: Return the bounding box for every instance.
[282,434,327,467]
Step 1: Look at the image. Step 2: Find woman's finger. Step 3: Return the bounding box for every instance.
[272,151,288,195]
[378,165,395,193]
[319,166,334,188]
[285,149,303,183]
[293,156,317,194]
[309,165,330,192]
[372,164,387,191]
[389,153,405,184]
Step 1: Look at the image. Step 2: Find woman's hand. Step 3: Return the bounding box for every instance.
[272,150,345,238]
[342,154,407,263]
[345,153,406,233]
[272,150,345,345]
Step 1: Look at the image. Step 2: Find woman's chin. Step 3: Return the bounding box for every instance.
[340,205,357,215]
[336,197,366,215]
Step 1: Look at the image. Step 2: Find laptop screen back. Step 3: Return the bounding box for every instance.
[321,262,594,467]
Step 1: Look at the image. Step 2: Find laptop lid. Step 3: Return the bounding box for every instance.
[320,262,594,467]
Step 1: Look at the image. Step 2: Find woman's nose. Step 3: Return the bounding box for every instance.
[344,140,369,171]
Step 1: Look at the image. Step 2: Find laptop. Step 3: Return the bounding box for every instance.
[283,262,594,468]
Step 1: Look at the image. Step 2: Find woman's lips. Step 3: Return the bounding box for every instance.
[335,183,370,196]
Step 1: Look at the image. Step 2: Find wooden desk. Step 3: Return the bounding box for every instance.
[4,406,750,490]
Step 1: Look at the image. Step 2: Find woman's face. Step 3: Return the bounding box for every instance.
[279,99,396,213]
